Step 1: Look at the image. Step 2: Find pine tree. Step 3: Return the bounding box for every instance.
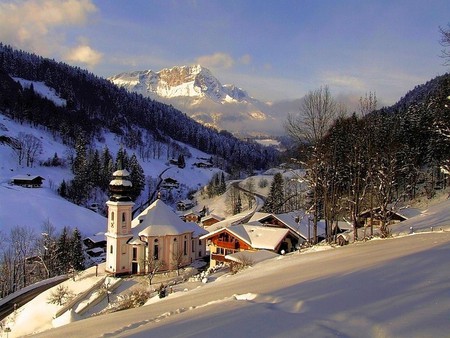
[129,153,145,201]
[262,173,285,213]
[116,146,129,170]
[100,146,114,189]
[70,228,85,271]
[56,227,71,274]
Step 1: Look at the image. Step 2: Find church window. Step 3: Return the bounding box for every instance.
[183,239,187,255]
[154,243,159,260]
[110,245,113,254]
[122,244,127,255]
[111,211,115,221]
[122,212,126,227]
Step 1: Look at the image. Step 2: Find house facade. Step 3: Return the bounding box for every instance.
[105,170,207,276]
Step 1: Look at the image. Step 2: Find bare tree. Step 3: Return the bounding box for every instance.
[285,85,337,145]
[285,86,339,243]
[11,133,43,167]
[171,246,185,276]
[141,254,165,286]
[439,24,450,65]
[359,92,378,116]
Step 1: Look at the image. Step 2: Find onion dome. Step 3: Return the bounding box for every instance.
[109,169,133,201]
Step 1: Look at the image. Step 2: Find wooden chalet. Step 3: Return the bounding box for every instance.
[183,211,201,223]
[359,207,421,227]
[11,175,45,188]
[201,224,297,267]
[249,211,327,244]
[161,177,179,189]
[177,199,195,211]
[201,214,224,228]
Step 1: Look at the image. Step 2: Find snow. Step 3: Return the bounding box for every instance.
[2,90,450,336]
[12,77,66,107]
[0,111,219,238]
[3,196,450,337]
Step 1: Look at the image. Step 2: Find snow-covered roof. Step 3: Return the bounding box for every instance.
[131,199,207,237]
[112,169,130,177]
[109,179,132,186]
[202,224,290,251]
[83,232,106,243]
[11,175,44,181]
[250,211,326,239]
[202,214,224,222]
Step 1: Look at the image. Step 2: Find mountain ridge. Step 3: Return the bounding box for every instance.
[108,65,280,136]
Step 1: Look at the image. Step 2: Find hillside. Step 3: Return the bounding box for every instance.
[0,44,279,175]
[5,197,450,337]
[0,111,223,238]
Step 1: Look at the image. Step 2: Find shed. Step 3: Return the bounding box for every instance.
[11,175,45,188]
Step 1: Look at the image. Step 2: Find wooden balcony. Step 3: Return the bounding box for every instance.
[216,240,239,250]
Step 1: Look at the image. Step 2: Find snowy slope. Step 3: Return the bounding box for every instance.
[0,86,221,238]
[8,199,450,337]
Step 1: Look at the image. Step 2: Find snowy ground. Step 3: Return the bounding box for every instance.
[2,197,449,338]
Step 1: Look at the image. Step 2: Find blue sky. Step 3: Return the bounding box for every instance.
[0,0,449,105]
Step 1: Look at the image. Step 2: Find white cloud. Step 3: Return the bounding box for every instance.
[239,54,252,65]
[0,0,97,59]
[64,43,103,68]
[196,52,235,69]
[320,71,366,91]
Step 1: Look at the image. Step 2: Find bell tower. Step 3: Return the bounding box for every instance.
[105,169,134,275]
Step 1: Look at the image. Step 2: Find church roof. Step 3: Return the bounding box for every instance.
[131,199,207,237]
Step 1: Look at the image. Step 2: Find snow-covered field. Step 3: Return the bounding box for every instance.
[0,110,220,238]
[22,233,450,337]
[1,196,448,338]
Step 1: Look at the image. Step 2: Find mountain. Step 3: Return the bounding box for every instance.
[0,44,279,174]
[109,65,281,137]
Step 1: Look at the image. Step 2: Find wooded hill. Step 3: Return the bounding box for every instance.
[0,43,279,176]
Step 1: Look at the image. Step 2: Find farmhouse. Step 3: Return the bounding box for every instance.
[105,169,207,276]
[201,214,224,228]
[201,224,297,267]
[10,175,45,188]
[249,211,327,243]
[359,207,422,228]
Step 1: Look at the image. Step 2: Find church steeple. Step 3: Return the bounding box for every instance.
[109,169,132,202]
[105,169,134,276]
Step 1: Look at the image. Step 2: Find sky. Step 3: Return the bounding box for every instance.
[0,0,449,105]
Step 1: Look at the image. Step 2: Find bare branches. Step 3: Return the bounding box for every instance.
[439,24,450,66]
[285,85,337,145]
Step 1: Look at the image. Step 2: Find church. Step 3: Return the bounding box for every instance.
[105,169,207,276]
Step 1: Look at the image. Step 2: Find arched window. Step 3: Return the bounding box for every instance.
[154,240,159,260]
[111,211,115,221]
[110,245,113,254]
[122,212,126,227]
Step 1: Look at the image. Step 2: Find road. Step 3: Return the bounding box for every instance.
[0,276,67,321]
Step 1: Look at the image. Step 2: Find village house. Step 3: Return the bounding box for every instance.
[105,169,207,276]
[182,211,202,223]
[359,207,422,228]
[249,211,327,244]
[10,175,45,188]
[201,224,297,267]
[201,214,224,228]
[161,177,179,189]
[177,199,195,211]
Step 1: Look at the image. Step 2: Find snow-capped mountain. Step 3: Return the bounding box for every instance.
[109,65,281,136]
